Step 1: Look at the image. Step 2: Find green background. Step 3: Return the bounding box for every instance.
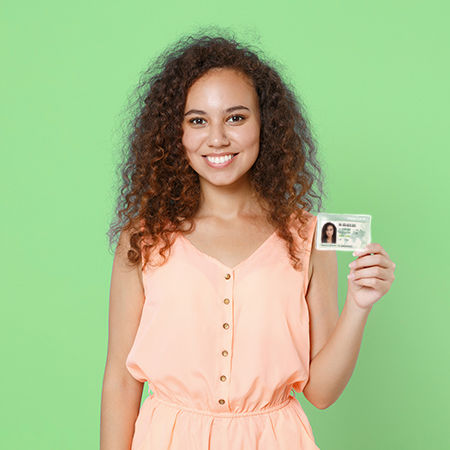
[1,0,449,448]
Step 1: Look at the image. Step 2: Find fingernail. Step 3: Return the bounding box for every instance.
[349,262,356,268]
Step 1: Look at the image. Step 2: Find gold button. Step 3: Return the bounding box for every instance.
[223,298,230,305]
[224,273,231,280]
[218,399,225,405]
[223,323,229,330]
[220,375,227,382]
[222,350,228,357]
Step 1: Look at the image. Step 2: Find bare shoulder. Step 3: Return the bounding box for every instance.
[306,224,339,360]
[105,227,146,383]
[308,226,338,283]
[114,227,144,288]
[110,227,145,337]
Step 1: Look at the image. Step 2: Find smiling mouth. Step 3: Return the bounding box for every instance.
[203,154,237,165]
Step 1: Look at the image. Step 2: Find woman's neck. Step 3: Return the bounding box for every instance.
[196,176,263,220]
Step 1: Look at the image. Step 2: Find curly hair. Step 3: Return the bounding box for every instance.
[109,32,325,271]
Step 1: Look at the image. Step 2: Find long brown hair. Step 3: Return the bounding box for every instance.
[109,33,325,270]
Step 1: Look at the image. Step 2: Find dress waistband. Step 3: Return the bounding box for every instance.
[150,394,294,418]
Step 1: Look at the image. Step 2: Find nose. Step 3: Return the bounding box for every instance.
[206,122,230,148]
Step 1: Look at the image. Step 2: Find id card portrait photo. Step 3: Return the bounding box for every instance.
[316,213,371,251]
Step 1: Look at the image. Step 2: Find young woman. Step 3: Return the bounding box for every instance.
[100,35,396,449]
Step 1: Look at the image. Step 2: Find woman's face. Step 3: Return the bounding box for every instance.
[326,225,334,237]
[182,69,261,189]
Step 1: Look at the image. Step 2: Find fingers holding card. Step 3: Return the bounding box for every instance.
[316,213,395,309]
[347,242,396,310]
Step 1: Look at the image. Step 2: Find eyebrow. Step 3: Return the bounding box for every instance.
[184,105,250,116]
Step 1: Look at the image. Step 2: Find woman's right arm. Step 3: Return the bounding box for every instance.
[100,230,146,449]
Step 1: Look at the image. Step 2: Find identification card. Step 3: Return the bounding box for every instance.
[316,213,371,251]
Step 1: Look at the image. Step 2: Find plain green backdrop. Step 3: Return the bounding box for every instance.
[1,0,449,448]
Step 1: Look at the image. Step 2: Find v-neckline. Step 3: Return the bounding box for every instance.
[178,229,278,272]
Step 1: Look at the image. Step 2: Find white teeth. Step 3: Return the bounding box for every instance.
[206,154,234,164]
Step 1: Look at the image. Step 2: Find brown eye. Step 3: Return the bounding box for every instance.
[190,118,206,125]
[227,115,245,123]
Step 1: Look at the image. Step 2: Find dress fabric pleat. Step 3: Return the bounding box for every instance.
[126,212,320,449]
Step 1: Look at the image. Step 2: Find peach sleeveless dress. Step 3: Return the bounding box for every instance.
[126,211,319,449]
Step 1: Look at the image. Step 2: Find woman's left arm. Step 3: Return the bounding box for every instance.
[302,242,396,409]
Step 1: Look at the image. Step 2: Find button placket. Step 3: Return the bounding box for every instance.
[218,271,233,407]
